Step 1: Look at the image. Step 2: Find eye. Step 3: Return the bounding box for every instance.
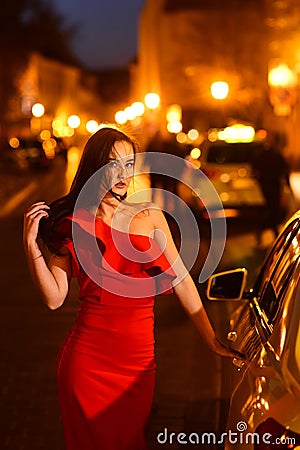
[125,161,134,169]
[109,160,118,168]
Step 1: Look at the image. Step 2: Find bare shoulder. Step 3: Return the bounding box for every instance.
[147,203,168,226]
[121,201,161,236]
[131,202,166,228]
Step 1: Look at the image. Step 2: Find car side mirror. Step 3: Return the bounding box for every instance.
[206,268,247,301]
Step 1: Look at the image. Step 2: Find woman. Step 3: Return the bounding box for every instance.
[23,126,241,450]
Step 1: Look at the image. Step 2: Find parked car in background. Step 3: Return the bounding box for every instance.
[0,135,69,171]
[20,138,54,169]
[178,125,267,218]
[206,209,300,449]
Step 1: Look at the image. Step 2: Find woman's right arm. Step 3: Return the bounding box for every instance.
[23,201,71,310]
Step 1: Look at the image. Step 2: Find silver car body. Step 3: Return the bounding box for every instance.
[208,210,300,448]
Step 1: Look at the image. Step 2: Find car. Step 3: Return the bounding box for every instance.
[20,137,57,169]
[206,209,300,449]
[2,135,68,171]
[178,126,267,219]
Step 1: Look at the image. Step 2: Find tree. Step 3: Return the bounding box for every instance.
[25,0,79,65]
[0,0,78,137]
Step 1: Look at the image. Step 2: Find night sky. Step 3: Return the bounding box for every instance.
[51,0,146,70]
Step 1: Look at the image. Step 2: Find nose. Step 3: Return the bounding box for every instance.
[119,163,133,181]
[117,165,126,180]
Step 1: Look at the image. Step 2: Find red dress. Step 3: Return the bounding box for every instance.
[56,209,176,450]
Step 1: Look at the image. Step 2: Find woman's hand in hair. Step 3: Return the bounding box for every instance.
[23,201,50,254]
[23,202,71,309]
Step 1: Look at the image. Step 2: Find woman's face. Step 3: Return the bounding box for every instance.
[107,140,135,197]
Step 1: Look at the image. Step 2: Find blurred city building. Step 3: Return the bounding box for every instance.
[265,0,300,166]
[2,0,300,169]
[5,52,105,146]
[133,0,267,132]
[129,0,300,167]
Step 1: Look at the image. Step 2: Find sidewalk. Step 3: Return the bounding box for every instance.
[148,293,231,450]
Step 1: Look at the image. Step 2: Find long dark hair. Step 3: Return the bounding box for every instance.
[39,126,139,253]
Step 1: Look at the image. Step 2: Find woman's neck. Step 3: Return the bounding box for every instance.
[95,196,121,222]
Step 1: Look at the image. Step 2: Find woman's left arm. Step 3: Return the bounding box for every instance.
[173,274,239,357]
[150,206,243,359]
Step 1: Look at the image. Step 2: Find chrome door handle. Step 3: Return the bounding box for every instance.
[233,358,245,369]
[227,331,237,342]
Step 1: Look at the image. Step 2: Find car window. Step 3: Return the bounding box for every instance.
[206,143,263,164]
[254,220,299,295]
[254,220,300,324]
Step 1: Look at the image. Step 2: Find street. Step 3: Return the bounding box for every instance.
[0,159,274,450]
[3,1,300,448]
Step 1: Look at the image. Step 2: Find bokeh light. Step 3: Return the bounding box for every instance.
[176,132,187,144]
[144,93,160,109]
[268,63,297,87]
[86,120,99,133]
[8,137,20,149]
[39,130,51,140]
[32,103,45,118]
[188,129,199,141]
[190,147,201,159]
[210,81,229,100]
[131,102,145,116]
[166,104,182,123]
[167,121,182,133]
[115,111,127,125]
[67,115,81,129]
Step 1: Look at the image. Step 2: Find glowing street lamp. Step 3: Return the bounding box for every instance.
[131,101,145,117]
[268,63,297,87]
[144,93,160,109]
[210,81,229,100]
[124,106,136,121]
[167,121,182,133]
[86,120,99,133]
[176,132,187,144]
[115,110,127,125]
[268,62,297,116]
[32,103,45,118]
[166,104,182,123]
[67,114,81,129]
[187,129,199,141]
[190,147,201,159]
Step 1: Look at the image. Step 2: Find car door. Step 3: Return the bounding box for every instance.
[226,218,300,448]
